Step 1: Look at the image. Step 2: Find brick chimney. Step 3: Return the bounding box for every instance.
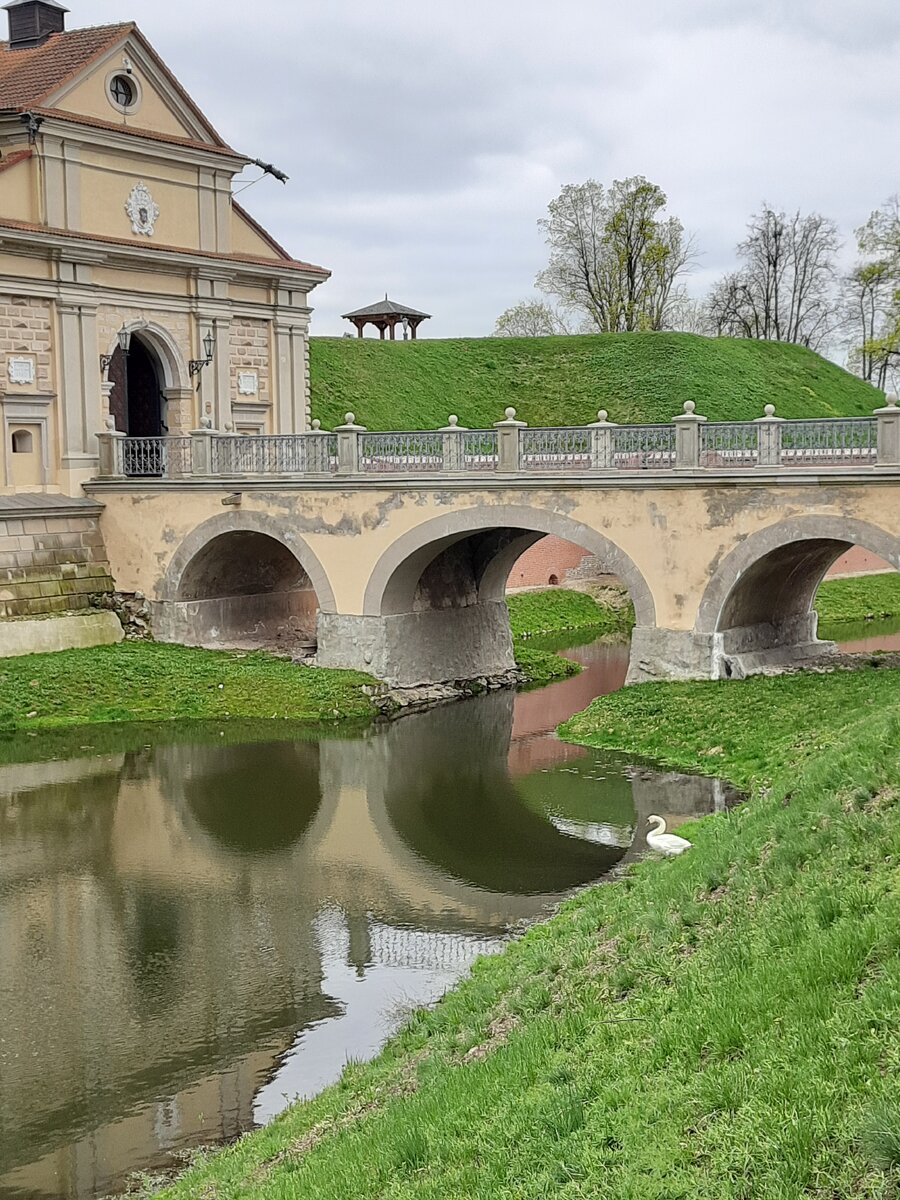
[4,0,68,49]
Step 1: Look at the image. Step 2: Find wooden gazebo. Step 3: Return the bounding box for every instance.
[342,295,431,340]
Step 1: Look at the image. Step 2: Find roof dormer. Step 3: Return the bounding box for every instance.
[4,0,67,50]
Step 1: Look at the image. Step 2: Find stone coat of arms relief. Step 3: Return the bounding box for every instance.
[125,182,160,237]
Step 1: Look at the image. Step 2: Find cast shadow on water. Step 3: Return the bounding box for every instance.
[0,678,735,1200]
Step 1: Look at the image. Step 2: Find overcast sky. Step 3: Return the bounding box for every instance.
[73,1,900,339]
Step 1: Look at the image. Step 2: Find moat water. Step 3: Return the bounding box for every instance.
[0,622,894,1199]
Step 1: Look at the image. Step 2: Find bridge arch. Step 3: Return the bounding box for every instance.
[696,515,900,676]
[362,505,656,625]
[154,512,336,650]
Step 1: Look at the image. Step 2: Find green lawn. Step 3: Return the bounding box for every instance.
[310,332,883,431]
[507,587,634,640]
[816,571,900,625]
[154,664,900,1200]
[0,642,378,732]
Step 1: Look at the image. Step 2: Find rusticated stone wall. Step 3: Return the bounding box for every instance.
[0,503,115,618]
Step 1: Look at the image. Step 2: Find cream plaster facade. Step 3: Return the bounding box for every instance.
[84,471,900,685]
[0,10,328,497]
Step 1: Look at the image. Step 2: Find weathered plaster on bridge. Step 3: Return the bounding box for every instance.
[86,468,900,686]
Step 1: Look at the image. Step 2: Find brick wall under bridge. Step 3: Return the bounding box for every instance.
[85,470,900,687]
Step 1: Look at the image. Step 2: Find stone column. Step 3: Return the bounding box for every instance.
[876,395,900,466]
[440,415,467,472]
[589,410,617,469]
[58,301,99,466]
[495,407,526,473]
[673,401,706,469]
[190,420,215,475]
[755,404,784,467]
[95,425,126,478]
[163,386,196,436]
[335,413,365,475]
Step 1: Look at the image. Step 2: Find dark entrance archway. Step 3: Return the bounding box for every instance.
[108,334,165,436]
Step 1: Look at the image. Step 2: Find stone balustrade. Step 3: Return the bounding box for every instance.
[94,398,900,481]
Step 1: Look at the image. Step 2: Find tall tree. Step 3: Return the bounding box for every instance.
[535,176,693,333]
[706,206,839,349]
[843,196,900,389]
[493,299,568,337]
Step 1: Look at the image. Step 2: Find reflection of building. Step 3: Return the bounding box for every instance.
[0,1,327,498]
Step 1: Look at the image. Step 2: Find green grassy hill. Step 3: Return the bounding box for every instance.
[310,333,882,430]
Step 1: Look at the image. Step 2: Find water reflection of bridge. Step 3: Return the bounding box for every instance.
[0,691,727,1199]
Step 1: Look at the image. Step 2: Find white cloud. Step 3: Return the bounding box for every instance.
[70,0,900,337]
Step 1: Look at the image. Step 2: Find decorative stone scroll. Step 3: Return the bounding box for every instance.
[125,182,160,237]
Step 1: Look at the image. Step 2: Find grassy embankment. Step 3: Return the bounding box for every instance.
[155,663,900,1199]
[817,571,900,626]
[310,331,882,430]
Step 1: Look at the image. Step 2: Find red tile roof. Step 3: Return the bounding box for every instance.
[0,22,236,153]
[0,144,30,173]
[0,215,330,278]
[0,23,133,108]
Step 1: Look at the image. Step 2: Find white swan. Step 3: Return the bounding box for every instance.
[646,815,692,856]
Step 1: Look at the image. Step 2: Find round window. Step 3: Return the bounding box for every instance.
[109,74,136,109]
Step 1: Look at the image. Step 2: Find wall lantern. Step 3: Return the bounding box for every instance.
[189,330,216,385]
[99,324,131,375]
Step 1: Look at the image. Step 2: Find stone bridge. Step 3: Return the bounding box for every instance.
[86,402,900,685]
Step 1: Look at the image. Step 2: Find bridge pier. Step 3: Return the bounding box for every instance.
[316,601,517,688]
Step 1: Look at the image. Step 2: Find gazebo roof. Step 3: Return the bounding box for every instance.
[342,295,431,320]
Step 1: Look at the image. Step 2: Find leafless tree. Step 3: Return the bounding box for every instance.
[493,299,569,337]
[536,177,694,333]
[842,196,900,389]
[706,206,840,349]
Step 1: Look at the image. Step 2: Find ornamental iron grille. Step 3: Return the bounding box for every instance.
[359,432,444,472]
[611,424,676,470]
[121,437,192,479]
[780,418,878,466]
[519,427,593,471]
[700,423,760,468]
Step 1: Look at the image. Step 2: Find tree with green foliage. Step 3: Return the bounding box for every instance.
[535,176,693,333]
[844,196,900,390]
[493,299,568,337]
[707,205,839,349]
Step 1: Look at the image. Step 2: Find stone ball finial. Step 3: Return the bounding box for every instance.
[104,415,115,431]
[505,407,517,420]
[311,418,321,430]
[764,403,776,418]
[225,422,234,433]
[200,416,212,429]
[683,400,696,415]
[345,412,355,426]
[887,392,899,408]
[448,414,459,427]
[598,409,608,423]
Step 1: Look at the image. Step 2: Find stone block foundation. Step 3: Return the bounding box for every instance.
[316,602,516,688]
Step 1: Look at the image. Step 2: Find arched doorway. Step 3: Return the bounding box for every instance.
[108,334,166,436]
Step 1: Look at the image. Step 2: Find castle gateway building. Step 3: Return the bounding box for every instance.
[0,0,328,495]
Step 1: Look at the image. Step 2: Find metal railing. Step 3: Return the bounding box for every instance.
[780,418,878,465]
[520,427,593,471]
[211,433,338,475]
[611,424,677,470]
[95,403,899,481]
[119,436,193,479]
[359,431,444,473]
[700,422,760,468]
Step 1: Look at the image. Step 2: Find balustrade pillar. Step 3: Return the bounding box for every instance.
[190,419,216,475]
[673,401,706,468]
[335,412,366,475]
[440,415,467,472]
[305,419,333,474]
[495,407,526,473]
[95,424,126,478]
[875,395,900,465]
[755,404,785,467]
[589,410,617,469]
